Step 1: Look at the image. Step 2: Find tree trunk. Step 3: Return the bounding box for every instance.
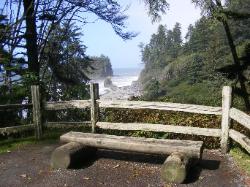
[221,20,250,109]
[23,0,39,85]
[216,0,250,109]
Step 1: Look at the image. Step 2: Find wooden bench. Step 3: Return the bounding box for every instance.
[50,83,204,183]
[51,131,203,183]
[60,132,203,158]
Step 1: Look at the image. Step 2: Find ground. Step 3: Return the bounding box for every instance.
[0,142,249,187]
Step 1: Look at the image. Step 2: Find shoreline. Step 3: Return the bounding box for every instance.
[100,81,141,100]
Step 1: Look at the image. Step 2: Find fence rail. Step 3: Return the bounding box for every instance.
[44,100,222,115]
[230,108,250,130]
[96,122,221,137]
[229,129,250,153]
[0,103,32,111]
[98,100,222,115]
[45,100,91,110]
[0,124,35,135]
[45,121,91,129]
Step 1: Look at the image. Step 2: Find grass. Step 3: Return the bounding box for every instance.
[0,127,91,154]
[0,130,63,154]
[0,137,37,153]
[230,146,250,175]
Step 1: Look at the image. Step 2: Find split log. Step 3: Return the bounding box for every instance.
[51,142,96,169]
[60,132,203,158]
[161,152,191,184]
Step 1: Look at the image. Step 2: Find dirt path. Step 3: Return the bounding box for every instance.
[0,142,249,187]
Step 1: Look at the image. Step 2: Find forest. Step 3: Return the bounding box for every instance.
[0,0,168,126]
[139,0,250,110]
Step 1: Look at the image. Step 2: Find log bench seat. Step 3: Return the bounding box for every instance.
[51,131,204,184]
[60,131,203,158]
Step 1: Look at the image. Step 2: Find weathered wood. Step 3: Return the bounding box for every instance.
[161,153,191,184]
[90,83,99,133]
[0,103,32,111]
[51,142,97,169]
[60,132,203,158]
[230,108,250,130]
[229,129,250,154]
[220,86,232,153]
[45,122,91,129]
[98,100,222,115]
[44,100,91,110]
[31,85,42,139]
[0,124,35,135]
[96,122,221,137]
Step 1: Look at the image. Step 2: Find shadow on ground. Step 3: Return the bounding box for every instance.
[0,143,248,187]
[70,149,221,184]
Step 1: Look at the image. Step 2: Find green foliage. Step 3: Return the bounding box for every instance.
[161,82,222,106]
[143,0,169,22]
[142,79,161,100]
[230,146,250,175]
[139,1,250,109]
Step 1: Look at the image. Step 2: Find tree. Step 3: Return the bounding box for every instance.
[89,55,113,78]
[192,0,250,109]
[169,22,182,58]
[41,22,91,100]
[1,0,168,87]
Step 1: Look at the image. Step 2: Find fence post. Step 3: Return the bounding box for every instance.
[31,85,42,139]
[90,83,99,133]
[221,86,232,153]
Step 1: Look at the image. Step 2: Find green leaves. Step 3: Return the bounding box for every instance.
[143,0,169,22]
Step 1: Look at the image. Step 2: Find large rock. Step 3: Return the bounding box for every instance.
[104,77,118,90]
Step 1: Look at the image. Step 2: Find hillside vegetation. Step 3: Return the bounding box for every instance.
[139,0,250,109]
[85,55,113,79]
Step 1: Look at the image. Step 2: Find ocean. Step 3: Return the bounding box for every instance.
[95,68,142,95]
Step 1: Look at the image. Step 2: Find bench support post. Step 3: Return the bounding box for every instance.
[51,142,97,169]
[161,152,192,184]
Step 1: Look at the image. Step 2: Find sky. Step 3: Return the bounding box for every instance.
[0,0,201,69]
[82,0,201,69]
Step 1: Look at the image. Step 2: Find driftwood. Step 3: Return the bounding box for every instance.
[51,142,96,169]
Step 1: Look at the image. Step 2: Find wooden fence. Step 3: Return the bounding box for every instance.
[0,84,249,154]
[0,86,41,138]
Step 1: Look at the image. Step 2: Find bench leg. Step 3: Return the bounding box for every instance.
[51,142,97,169]
[161,152,191,184]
